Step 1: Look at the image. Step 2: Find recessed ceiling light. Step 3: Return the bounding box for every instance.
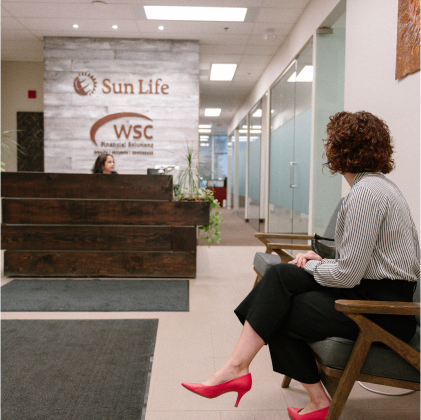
[112,25,118,30]
[73,24,79,29]
[210,64,237,81]
[144,6,247,22]
[199,128,212,133]
[199,124,212,128]
[158,26,164,30]
[252,109,262,117]
[204,108,221,117]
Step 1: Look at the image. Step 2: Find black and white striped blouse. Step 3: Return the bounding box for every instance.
[305,172,420,288]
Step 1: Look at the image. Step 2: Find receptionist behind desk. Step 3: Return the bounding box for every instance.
[92,154,117,174]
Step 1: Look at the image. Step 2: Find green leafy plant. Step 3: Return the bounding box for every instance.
[1,131,25,172]
[172,143,223,245]
[199,187,222,245]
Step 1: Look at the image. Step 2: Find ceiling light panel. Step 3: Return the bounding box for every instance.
[204,108,221,117]
[144,6,247,22]
[210,64,237,81]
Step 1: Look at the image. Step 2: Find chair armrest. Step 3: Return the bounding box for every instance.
[266,243,312,251]
[254,233,313,240]
[335,300,420,316]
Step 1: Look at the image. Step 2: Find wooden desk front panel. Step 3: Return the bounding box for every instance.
[4,250,196,278]
[2,199,210,226]
[1,225,196,252]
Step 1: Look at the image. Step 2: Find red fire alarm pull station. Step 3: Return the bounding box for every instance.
[28,90,37,99]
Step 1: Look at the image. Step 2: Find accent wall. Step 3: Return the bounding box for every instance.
[44,37,199,174]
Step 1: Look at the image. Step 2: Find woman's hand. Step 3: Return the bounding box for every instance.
[288,251,322,268]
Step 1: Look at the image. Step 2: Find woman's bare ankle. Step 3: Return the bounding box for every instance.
[202,364,248,386]
[299,399,330,415]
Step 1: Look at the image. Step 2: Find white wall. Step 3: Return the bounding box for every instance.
[344,0,420,232]
[1,61,44,172]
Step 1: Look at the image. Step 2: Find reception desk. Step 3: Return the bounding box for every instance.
[1,173,209,278]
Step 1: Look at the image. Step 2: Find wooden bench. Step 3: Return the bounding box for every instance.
[1,172,209,278]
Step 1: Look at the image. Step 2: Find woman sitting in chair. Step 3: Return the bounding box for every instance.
[182,111,420,420]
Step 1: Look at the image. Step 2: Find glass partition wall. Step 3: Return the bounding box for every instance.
[230,118,247,214]
[247,101,262,230]
[268,39,313,234]
[238,117,247,216]
[199,135,228,182]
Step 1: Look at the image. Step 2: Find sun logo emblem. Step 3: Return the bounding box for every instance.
[73,72,97,96]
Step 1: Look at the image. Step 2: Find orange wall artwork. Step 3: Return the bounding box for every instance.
[396,0,420,79]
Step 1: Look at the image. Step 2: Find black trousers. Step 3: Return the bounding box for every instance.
[234,263,417,384]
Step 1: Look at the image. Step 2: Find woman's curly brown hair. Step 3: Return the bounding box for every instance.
[323,111,395,174]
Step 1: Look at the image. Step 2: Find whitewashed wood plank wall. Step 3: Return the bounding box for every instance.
[44,37,199,174]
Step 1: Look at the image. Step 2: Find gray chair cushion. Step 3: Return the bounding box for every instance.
[253,252,282,277]
[309,326,420,383]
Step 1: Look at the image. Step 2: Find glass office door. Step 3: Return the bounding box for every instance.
[247,101,262,230]
[238,117,247,215]
[268,40,312,234]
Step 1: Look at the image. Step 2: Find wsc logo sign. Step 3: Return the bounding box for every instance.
[90,112,153,145]
[74,72,97,96]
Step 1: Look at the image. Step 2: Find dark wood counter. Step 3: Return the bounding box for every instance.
[1,172,209,278]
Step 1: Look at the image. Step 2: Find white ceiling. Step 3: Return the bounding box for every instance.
[1,0,311,135]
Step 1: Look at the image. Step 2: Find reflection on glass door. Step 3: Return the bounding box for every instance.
[247,101,262,230]
[268,40,313,234]
[238,117,247,215]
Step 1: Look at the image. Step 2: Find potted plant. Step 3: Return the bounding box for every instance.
[1,131,25,171]
[172,144,223,245]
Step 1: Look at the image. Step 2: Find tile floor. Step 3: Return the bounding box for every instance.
[2,246,420,420]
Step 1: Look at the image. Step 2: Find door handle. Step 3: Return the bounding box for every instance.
[290,161,296,188]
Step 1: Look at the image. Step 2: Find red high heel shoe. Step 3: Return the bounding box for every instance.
[287,406,330,420]
[182,373,252,407]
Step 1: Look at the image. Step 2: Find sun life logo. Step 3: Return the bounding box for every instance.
[73,72,97,96]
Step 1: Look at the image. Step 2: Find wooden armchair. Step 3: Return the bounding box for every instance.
[282,294,420,420]
[253,233,312,286]
[253,199,343,288]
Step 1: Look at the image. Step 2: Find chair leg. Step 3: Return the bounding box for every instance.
[319,369,340,400]
[325,334,372,420]
[282,376,292,388]
[253,273,262,288]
